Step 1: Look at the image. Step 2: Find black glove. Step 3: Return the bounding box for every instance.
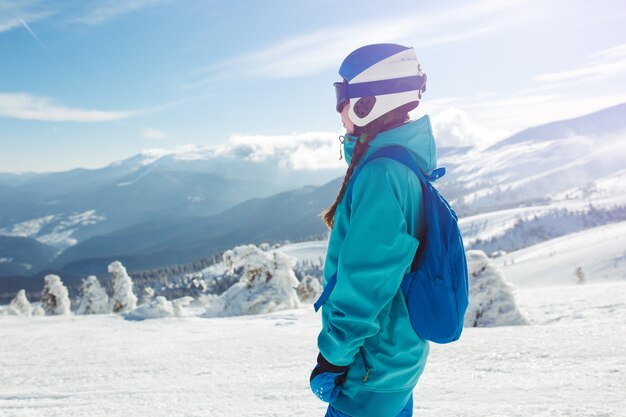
[309,353,349,402]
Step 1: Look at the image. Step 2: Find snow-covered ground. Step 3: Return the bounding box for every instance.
[495,220,626,287]
[279,240,328,264]
[1,280,625,417]
[458,196,626,253]
[0,210,106,250]
[2,201,625,416]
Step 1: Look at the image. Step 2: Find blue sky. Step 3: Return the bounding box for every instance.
[1,0,625,172]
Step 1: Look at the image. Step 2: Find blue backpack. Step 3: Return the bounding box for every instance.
[314,145,469,344]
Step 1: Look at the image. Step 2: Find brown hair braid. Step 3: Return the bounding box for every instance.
[322,103,416,229]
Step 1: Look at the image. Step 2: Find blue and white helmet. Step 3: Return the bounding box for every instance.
[334,44,427,127]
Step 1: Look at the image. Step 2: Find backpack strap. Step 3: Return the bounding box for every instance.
[314,271,336,312]
[347,145,444,205]
[313,145,445,312]
[429,167,446,181]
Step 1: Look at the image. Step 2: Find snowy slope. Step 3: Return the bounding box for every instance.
[279,240,328,264]
[0,281,624,417]
[496,220,626,287]
[436,106,626,216]
[278,219,626,289]
[487,102,626,151]
[459,201,626,254]
[552,168,626,206]
[0,210,106,251]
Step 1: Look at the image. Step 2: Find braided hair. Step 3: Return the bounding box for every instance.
[322,102,417,229]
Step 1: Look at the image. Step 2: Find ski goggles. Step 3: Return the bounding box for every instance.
[334,80,350,112]
[333,74,427,113]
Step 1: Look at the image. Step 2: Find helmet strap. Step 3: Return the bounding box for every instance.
[338,135,345,160]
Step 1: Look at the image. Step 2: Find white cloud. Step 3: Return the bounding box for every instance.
[136,89,626,169]
[0,0,168,32]
[141,127,166,140]
[423,92,626,141]
[68,0,169,25]
[140,131,346,171]
[138,92,625,161]
[425,108,497,148]
[186,0,531,87]
[536,43,626,83]
[138,111,499,170]
[228,132,344,170]
[0,92,138,122]
[0,1,52,33]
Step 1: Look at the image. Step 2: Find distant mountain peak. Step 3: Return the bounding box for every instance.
[487,102,626,151]
[139,145,217,164]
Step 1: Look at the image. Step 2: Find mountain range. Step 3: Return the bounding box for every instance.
[1,103,625,300]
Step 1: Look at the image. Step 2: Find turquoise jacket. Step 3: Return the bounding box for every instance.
[318,115,437,417]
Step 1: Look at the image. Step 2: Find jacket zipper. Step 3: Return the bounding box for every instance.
[360,349,370,382]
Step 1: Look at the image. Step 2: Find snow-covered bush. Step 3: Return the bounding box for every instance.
[204,245,301,317]
[465,250,528,327]
[141,286,155,304]
[124,296,193,321]
[9,289,32,316]
[108,261,138,313]
[293,258,325,282]
[172,296,194,316]
[32,305,45,316]
[296,275,322,303]
[198,293,218,308]
[77,276,110,315]
[41,274,71,315]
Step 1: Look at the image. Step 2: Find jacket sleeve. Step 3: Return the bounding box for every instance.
[317,160,420,366]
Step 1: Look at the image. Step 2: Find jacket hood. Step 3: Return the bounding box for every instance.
[343,114,437,175]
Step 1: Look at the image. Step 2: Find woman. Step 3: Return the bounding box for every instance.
[310,44,437,417]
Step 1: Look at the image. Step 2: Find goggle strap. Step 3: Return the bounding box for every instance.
[346,75,426,99]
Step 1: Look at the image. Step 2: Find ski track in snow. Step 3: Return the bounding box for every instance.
[1,282,625,417]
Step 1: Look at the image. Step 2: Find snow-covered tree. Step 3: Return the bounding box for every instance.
[124,295,194,321]
[9,289,32,316]
[41,274,71,315]
[464,250,528,327]
[141,286,155,305]
[31,305,45,316]
[205,244,301,317]
[77,276,110,315]
[108,261,138,313]
[172,296,194,316]
[296,275,322,303]
[125,296,173,320]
